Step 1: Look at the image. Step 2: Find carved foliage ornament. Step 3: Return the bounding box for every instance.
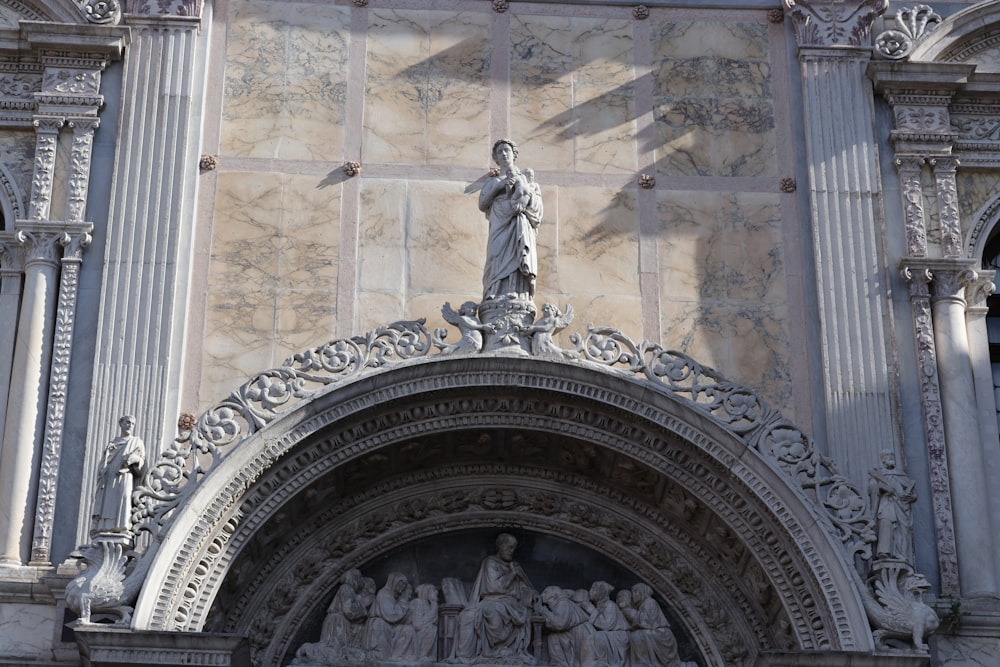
[80,0,122,23]
[782,0,889,48]
[874,4,942,60]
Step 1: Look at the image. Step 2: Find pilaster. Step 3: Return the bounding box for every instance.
[79,2,206,546]
[782,0,900,486]
[0,235,25,459]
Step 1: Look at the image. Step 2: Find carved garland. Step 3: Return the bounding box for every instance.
[895,156,926,257]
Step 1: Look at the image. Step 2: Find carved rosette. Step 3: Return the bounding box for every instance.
[28,118,64,221]
[782,0,889,48]
[930,157,962,259]
[900,264,960,596]
[31,228,92,564]
[80,0,122,23]
[895,156,926,256]
[873,4,942,60]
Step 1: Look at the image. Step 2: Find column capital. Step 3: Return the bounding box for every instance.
[12,221,92,268]
[965,270,996,314]
[900,258,979,301]
[783,0,888,48]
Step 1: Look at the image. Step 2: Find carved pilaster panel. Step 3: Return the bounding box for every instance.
[31,230,91,565]
[27,117,64,221]
[66,118,99,222]
[782,0,889,48]
[900,264,960,596]
[930,158,962,259]
[895,156,926,257]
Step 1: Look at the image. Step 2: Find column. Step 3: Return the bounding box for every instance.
[0,226,66,565]
[930,264,997,596]
[79,5,206,545]
[0,236,25,454]
[783,0,900,484]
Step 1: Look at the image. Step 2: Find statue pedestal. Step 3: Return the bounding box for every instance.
[478,299,535,354]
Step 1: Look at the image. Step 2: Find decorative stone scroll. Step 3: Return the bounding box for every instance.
[874,4,942,60]
[293,534,691,667]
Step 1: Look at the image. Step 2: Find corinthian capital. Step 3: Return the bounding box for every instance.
[783,0,890,48]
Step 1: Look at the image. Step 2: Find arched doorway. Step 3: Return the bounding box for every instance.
[119,334,880,665]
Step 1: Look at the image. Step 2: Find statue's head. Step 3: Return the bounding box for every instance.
[495,532,518,560]
[460,301,478,316]
[119,415,136,433]
[880,449,896,469]
[492,139,518,165]
[589,580,613,603]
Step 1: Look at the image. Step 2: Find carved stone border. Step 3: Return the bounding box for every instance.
[131,358,873,657]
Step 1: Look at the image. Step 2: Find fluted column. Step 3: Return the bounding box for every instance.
[79,4,205,545]
[0,227,66,565]
[783,0,900,484]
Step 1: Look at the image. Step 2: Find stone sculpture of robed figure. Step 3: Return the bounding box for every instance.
[480,139,543,302]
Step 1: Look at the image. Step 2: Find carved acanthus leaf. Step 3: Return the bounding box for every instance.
[782,0,889,48]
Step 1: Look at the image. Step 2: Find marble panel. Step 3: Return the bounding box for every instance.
[275,288,336,353]
[0,602,55,656]
[222,0,350,161]
[511,15,635,174]
[652,20,775,178]
[279,175,341,287]
[364,10,491,166]
[359,180,408,293]
[660,299,793,415]
[553,185,640,298]
[200,286,276,407]
[408,180,486,292]
[356,290,406,334]
[656,190,785,303]
[209,172,283,288]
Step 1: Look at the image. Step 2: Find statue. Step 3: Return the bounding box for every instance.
[409,583,440,660]
[627,584,680,667]
[365,572,415,661]
[296,569,368,663]
[519,303,575,358]
[439,301,494,354]
[480,139,543,303]
[868,450,916,562]
[92,415,145,535]
[589,581,628,667]
[452,533,538,663]
[539,587,596,667]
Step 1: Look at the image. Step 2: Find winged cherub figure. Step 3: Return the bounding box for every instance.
[519,303,575,358]
[438,301,495,354]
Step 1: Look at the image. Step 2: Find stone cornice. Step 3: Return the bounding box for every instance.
[19,22,129,61]
[867,61,976,96]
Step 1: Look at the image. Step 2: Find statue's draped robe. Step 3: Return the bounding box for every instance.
[365,574,413,660]
[93,434,145,532]
[628,596,680,667]
[453,555,536,661]
[591,598,629,667]
[480,168,543,301]
[542,592,596,667]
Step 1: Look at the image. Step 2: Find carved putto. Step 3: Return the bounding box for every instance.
[294,534,689,667]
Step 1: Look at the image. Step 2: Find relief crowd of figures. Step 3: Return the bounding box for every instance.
[295,534,691,667]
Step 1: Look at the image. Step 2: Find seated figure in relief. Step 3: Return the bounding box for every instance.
[409,583,440,661]
[365,572,415,661]
[589,581,629,667]
[627,584,681,667]
[296,568,368,663]
[452,533,538,663]
[539,586,596,667]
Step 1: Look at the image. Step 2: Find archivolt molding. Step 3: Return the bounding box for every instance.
[967,190,1000,261]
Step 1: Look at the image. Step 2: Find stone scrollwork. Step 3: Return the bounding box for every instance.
[874,4,942,60]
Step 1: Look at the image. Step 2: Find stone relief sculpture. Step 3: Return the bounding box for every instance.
[294,534,688,667]
[452,532,537,663]
[91,414,145,535]
[519,304,576,359]
[438,301,495,354]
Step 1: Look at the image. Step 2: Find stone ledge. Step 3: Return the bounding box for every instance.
[754,652,930,666]
[73,628,249,667]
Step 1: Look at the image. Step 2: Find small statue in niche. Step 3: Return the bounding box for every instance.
[480,139,543,303]
[868,450,916,562]
[91,415,145,536]
[438,301,495,354]
[519,303,575,358]
[452,532,538,663]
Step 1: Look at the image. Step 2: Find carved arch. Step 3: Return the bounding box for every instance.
[0,159,25,230]
[909,0,1000,65]
[967,190,1000,263]
[129,353,877,663]
[0,0,90,22]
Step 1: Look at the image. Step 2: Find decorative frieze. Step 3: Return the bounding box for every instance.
[930,157,962,259]
[782,0,888,48]
[895,156,926,257]
[27,117,63,222]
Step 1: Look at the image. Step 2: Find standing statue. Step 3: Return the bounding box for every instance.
[452,533,538,663]
[92,415,145,535]
[868,450,917,562]
[480,139,543,302]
